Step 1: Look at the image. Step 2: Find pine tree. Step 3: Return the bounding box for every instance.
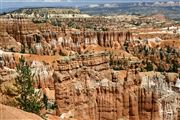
[15,56,43,114]
[146,62,153,71]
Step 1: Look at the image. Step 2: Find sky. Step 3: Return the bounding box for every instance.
[1,0,179,2]
[0,0,179,13]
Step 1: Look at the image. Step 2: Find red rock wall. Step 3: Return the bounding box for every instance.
[0,19,133,55]
[53,54,160,120]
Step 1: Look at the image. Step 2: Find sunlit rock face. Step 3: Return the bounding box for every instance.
[57,31,130,53]
[0,17,179,120]
[0,50,56,104]
[0,19,133,55]
[0,50,179,120]
[0,104,43,120]
[175,78,180,88]
[52,53,177,120]
[31,61,54,90]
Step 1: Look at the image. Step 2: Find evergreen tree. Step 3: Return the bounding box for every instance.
[145,62,153,71]
[15,56,43,114]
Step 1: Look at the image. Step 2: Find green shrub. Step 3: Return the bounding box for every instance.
[145,62,153,71]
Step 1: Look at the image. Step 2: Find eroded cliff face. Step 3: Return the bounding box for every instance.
[0,19,133,55]
[52,53,164,120]
[0,50,179,120]
[0,18,179,120]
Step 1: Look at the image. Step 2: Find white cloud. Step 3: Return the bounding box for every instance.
[103,3,118,8]
[89,4,100,8]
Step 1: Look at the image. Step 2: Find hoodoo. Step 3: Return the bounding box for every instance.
[0,4,179,120]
